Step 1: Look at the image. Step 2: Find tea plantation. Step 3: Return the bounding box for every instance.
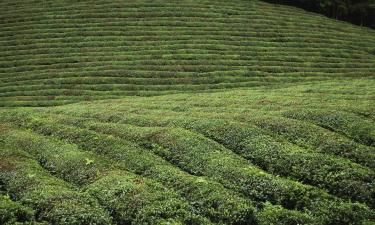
[0,0,374,224]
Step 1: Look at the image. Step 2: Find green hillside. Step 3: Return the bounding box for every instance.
[0,0,375,106]
[0,0,375,225]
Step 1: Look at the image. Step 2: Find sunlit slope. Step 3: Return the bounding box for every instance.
[1,78,375,224]
[1,0,375,106]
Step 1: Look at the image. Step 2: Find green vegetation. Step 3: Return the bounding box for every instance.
[0,194,35,225]
[0,0,375,224]
[1,80,375,224]
[0,0,375,107]
[265,0,375,27]
[0,125,256,225]
[0,148,113,225]
[283,109,375,146]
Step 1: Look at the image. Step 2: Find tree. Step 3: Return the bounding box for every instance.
[264,0,375,28]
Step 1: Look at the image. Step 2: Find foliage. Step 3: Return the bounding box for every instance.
[0,194,35,225]
[0,0,374,224]
[0,149,113,225]
[265,0,375,27]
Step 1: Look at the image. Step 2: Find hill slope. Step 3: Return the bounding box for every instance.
[0,0,374,106]
[1,79,375,224]
[0,0,374,225]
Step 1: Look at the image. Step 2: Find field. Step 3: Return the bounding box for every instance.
[0,0,375,224]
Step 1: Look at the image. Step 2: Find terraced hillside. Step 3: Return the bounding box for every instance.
[1,79,375,224]
[0,0,375,225]
[0,0,375,107]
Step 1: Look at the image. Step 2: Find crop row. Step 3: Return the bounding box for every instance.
[0,3,341,20]
[0,128,219,224]
[0,147,113,224]
[1,34,371,50]
[0,8,359,28]
[0,81,274,94]
[0,77,329,92]
[0,111,373,224]
[0,116,324,224]
[0,0,350,19]
[283,109,375,147]
[45,110,375,206]
[0,194,37,225]
[1,58,373,70]
[0,6,371,38]
[1,52,372,65]
[0,29,373,43]
[1,72,372,88]
[1,48,369,62]
[243,116,375,167]
[1,76,372,107]
[1,64,372,77]
[32,79,371,119]
[1,41,371,55]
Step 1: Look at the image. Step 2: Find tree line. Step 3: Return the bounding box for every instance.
[264,0,375,28]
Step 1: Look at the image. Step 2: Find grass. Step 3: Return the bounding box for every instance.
[0,0,375,224]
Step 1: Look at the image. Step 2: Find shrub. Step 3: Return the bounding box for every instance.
[283,109,375,147]
[0,148,113,225]
[86,172,209,225]
[0,114,257,225]
[0,194,35,225]
[250,115,375,169]
[257,202,315,225]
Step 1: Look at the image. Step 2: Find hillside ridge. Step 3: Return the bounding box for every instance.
[0,0,374,106]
